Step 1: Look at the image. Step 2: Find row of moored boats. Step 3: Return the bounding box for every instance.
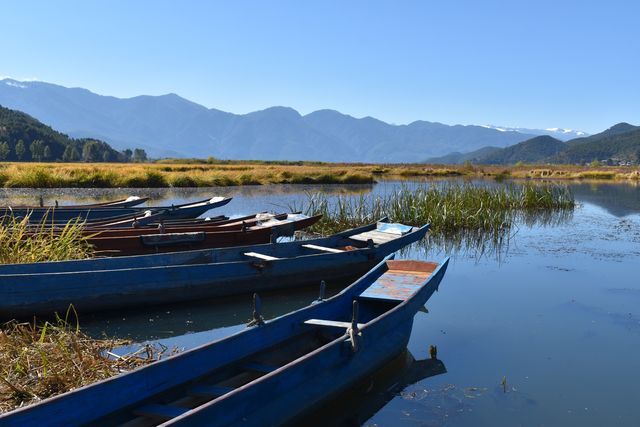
[0,195,450,427]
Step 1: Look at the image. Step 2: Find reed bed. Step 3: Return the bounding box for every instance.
[0,216,94,264]
[0,313,173,413]
[0,162,637,188]
[296,183,575,252]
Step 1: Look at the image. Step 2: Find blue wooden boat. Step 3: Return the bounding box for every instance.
[0,255,449,426]
[0,220,428,318]
[2,196,232,223]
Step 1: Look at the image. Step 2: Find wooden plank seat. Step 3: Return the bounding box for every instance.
[243,252,280,261]
[304,319,365,329]
[188,384,235,398]
[348,230,398,244]
[133,404,190,421]
[301,244,344,253]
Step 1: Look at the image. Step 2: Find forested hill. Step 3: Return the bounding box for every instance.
[427,123,640,165]
[0,105,141,162]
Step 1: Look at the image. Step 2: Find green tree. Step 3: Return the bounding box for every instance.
[590,159,601,167]
[30,140,45,161]
[102,150,111,162]
[133,148,147,162]
[0,141,10,160]
[43,145,52,160]
[122,149,133,162]
[63,145,80,162]
[15,140,26,160]
[82,141,101,162]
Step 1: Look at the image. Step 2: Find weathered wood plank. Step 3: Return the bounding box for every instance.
[243,252,280,261]
[301,244,344,253]
[304,319,365,329]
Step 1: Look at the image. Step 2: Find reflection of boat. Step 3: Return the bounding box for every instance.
[288,350,447,427]
[0,220,429,317]
[1,256,449,426]
[2,196,232,223]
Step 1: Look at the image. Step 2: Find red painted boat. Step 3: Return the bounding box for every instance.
[89,214,322,256]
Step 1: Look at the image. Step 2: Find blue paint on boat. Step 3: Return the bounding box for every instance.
[0,220,429,318]
[0,255,449,426]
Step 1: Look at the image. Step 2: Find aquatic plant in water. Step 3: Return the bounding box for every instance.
[295,183,575,256]
[0,215,95,264]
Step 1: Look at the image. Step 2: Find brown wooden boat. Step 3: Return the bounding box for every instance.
[89,214,322,256]
[83,212,291,237]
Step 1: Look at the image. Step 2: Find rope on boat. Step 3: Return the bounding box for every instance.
[248,293,265,326]
[348,300,360,352]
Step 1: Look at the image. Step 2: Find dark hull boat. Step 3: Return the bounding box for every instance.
[89,213,321,256]
[0,255,449,427]
[3,195,149,209]
[2,197,232,223]
[0,220,428,318]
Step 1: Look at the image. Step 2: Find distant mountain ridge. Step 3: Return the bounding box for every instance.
[0,78,548,162]
[428,123,640,165]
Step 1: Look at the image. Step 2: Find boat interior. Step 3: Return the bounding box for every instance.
[85,260,439,427]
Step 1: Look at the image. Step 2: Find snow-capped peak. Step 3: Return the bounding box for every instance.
[482,124,588,141]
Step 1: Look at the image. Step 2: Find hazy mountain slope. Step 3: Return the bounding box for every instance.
[1,79,542,161]
[425,146,502,164]
[479,135,567,164]
[0,104,122,161]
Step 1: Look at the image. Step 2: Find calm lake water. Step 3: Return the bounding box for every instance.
[2,180,640,426]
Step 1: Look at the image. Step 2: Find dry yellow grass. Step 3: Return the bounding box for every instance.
[0,161,637,188]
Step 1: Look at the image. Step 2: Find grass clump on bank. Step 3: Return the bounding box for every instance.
[0,216,94,264]
[0,314,172,413]
[298,183,575,250]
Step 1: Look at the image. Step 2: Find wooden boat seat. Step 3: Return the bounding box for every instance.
[243,252,280,261]
[349,223,414,244]
[188,384,234,398]
[133,403,190,421]
[301,244,344,253]
[304,319,364,329]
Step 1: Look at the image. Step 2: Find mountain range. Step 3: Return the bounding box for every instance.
[0,78,585,162]
[427,123,640,165]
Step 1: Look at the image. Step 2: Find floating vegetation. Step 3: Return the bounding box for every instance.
[0,311,174,413]
[295,183,575,255]
[0,216,94,264]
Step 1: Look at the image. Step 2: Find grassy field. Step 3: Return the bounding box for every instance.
[0,161,637,188]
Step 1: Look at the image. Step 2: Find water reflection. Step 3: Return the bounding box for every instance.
[80,282,346,342]
[287,351,447,427]
[570,182,640,217]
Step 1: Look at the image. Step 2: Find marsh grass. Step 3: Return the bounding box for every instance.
[0,162,636,188]
[0,310,174,412]
[295,183,575,254]
[0,215,94,264]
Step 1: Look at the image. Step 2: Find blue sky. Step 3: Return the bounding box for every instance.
[1,0,638,133]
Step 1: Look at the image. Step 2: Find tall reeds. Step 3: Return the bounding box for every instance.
[296,183,575,252]
[0,215,94,264]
